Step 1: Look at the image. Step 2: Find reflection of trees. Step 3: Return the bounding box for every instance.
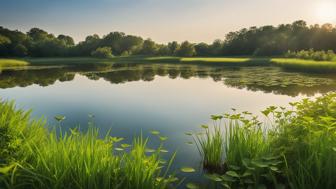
[0,63,336,96]
[0,68,75,88]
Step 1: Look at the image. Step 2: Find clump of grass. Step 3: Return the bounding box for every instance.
[0,100,178,189]
[190,111,283,188]
[192,117,225,171]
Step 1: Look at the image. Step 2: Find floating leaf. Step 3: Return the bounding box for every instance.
[159,136,168,141]
[186,183,199,189]
[110,137,124,143]
[201,125,209,129]
[185,141,193,145]
[150,130,160,135]
[54,115,66,122]
[121,143,131,148]
[180,167,196,173]
[145,148,155,153]
[115,148,124,151]
[184,132,193,136]
[160,149,169,153]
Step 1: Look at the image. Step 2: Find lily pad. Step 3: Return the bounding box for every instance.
[180,167,196,173]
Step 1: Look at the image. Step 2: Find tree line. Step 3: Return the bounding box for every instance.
[1,20,336,58]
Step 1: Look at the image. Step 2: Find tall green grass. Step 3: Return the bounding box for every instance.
[0,101,177,189]
[190,93,336,189]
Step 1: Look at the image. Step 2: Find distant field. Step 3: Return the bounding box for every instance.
[24,57,116,65]
[0,59,29,68]
[271,58,336,73]
[1,57,336,73]
[144,56,270,65]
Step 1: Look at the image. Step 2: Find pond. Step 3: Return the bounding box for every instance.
[0,63,336,185]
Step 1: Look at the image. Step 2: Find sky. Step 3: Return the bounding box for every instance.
[1,0,336,44]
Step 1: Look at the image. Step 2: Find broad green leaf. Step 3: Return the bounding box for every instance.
[226,171,240,178]
[121,143,131,148]
[180,167,196,173]
[54,115,66,122]
[145,148,155,153]
[150,130,160,135]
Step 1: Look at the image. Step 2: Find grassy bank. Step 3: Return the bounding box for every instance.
[188,93,336,189]
[1,56,336,73]
[0,59,29,69]
[271,58,336,73]
[0,101,178,189]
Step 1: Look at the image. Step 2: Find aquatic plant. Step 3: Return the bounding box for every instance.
[189,93,336,189]
[0,101,178,189]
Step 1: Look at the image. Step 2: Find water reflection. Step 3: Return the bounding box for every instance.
[1,63,335,96]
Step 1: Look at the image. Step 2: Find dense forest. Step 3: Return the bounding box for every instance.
[1,20,336,57]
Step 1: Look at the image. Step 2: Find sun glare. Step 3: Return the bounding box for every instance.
[316,1,336,23]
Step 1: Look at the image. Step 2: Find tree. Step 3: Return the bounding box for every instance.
[140,39,158,55]
[176,41,196,57]
[57,35,75,46]
[195,43,210,56]
[168,41,180,55]
[28,28,50,41]
[91,47,113,58]
[13,44,28,57]
[0,34,11,56]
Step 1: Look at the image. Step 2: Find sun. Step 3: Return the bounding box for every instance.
[316,1,336,23]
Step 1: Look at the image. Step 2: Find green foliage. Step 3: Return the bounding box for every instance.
[2,20,336,57]
[270,93,336,189]
[285,49,336,61]
[176,41,196,57]
[189,93,336,189]
[140,39,158,55]
[91,46,113,58]
[0,100,177,189]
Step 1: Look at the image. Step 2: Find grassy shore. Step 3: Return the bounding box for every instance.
[189,93,336,189]
[1,56,336,73]
[0,101,178,189]
[271,58,336,73]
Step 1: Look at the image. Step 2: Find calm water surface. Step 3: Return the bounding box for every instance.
[0,63,335,184]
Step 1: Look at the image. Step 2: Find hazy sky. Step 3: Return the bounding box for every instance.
[1,0,336,43]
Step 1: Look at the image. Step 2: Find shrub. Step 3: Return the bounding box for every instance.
[285,49,336,61]
[91,47,113,58]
